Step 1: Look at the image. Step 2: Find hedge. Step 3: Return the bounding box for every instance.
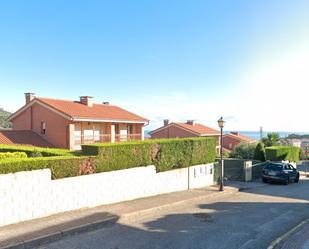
[82,137,217,172]
[0,156,88,179]
[265,146,300,162]
[0,145,73,157]
[0,137,217,178]
[0,152,28,159]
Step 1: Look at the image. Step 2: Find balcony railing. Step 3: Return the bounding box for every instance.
[74,134,142,146]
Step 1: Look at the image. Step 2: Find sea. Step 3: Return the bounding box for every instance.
[144,130,309,140]
[227,131,309,140]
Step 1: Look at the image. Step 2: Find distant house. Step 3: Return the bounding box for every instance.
[4,93,148,149]
[222,132,256,151]
[150,120,221,153]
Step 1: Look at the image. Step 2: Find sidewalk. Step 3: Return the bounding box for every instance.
[0,185,239,249]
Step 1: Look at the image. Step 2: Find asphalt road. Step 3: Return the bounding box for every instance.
[38,178,309,249]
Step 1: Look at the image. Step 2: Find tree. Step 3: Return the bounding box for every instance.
[253,142,266,161]
[229,142,257,160]
[0,108,12,128]
[262,132,280,147]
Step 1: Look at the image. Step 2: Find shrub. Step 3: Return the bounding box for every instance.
[229,142,257,160]
[0,145,73,157]
[91,141,153,172]
[79,157,96,175]
[262,132,280,147]
[0,137,217,178]
[253,142,266,161]
[82,137,217,172]
[0,152,27,159]
[265,146,300,162]
[29,149,43,158]
[0,156,89,179]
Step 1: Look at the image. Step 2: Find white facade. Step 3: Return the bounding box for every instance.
[0,164,214,227]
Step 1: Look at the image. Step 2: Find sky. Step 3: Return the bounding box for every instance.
[0,0,309,132]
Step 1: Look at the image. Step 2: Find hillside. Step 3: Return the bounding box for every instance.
[0,108,12,128]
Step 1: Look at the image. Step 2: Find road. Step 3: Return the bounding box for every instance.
[38,178,309,249]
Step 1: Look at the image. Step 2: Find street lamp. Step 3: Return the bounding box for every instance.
[217,117,225,191]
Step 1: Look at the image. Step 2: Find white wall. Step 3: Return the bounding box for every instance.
[0,164,214,227]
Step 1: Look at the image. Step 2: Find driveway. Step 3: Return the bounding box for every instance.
[38,178,309,249]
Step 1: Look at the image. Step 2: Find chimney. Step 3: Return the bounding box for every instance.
[163,119,169,126]
[231,131,239,136]
[25,92,35,104]
[80,96,93,107]
[186,120,195,126]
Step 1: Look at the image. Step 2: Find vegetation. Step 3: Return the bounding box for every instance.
[0,156,88,179]
[0,144,74,157]
[265,146,300,162]
[253,142,266,161]
[82,137,217,172]
[0,137,217,178]
[300,148,309,160]
[0,108,12,128]
[262,132,280,147]
[286,134,309,139]
[229,142,257,160]
[0,152,27,159]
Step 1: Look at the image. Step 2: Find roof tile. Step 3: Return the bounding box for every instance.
[174,122,220,135]
[0,130,54,147]
[35,98,148,122]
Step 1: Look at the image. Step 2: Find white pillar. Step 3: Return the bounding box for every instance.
[141,126,145,141]
[111,124,115,143]
[68,124,75,150]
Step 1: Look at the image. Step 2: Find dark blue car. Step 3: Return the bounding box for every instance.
[262,162,300,185]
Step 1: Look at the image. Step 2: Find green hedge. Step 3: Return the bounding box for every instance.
[0,156,88,179]
[82,137,217,172]
[0,152,27,159]
[0,137,216,178]
[265,146,300,162]
[0,145,73,157]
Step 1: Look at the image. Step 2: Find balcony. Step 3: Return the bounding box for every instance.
[74,133,143,147]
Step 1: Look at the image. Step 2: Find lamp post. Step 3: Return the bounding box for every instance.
[217,117,225,191]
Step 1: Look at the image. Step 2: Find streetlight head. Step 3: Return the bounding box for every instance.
[217,117,225,128]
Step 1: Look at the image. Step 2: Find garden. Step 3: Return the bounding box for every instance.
[0,137,217,179]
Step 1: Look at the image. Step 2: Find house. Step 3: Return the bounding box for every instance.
[5,93,148,149]
[150,120,221,153]
[222,132,256,151]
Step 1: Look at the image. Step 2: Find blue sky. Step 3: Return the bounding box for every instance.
[1,0,309,131]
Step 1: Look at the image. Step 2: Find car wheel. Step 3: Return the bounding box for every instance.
[283,176,289,185]
[262,178,268,183]
[294,174,300,183]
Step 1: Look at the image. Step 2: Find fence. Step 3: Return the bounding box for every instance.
[0,163,214,227]
[214,159,264,182]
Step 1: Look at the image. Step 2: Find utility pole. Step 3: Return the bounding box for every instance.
[259,126,263,140]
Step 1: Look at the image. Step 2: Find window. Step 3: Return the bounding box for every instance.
[41,122,46,135]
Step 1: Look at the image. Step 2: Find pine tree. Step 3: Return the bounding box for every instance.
[253,142,266,161]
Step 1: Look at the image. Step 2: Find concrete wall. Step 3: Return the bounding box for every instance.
[0,163,214,227]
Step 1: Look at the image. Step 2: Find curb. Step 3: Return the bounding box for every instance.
[0,187,239,249]
[267,218,309,249]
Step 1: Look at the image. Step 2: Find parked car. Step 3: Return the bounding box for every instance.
[262,162,300,185]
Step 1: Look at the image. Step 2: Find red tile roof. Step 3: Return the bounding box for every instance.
[174,123,220,135]
[224,132,256,142]
[0,130,54,147]
[12,97,148,123]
